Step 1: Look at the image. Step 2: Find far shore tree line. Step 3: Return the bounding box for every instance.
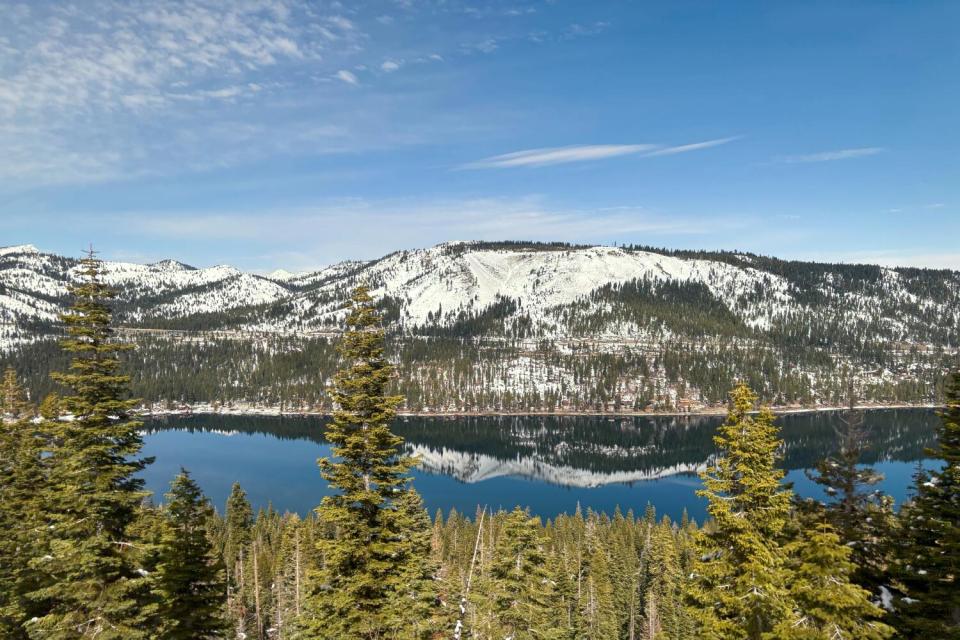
[0,252,957,638]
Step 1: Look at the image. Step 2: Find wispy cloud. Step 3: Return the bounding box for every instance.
[462,145,658,168]
[0,1,367,185]
[462,138,738,169]
[336,70,360,85]
[461,38,500,54]
[646,137,740,156]
[564,22,611,39]
[776,147,885,163]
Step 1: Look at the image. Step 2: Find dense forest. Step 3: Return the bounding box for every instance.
[0,255,958,638]
[2,329,953,415]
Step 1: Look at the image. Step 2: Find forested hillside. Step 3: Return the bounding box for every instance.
[2,241,958,412]
[1,263,957,638]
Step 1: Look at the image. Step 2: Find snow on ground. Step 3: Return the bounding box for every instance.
[93,261,242,296]
[271,243,802,332]
[2,241,958,357]
[150,274,290,317]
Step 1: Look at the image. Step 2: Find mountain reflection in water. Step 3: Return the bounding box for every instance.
[140,409,939,522]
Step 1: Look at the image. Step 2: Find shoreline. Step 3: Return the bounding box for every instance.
[138,401,941,420]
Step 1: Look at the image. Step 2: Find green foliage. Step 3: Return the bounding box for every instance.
[775,524,893,640]
[576,277,748,338]
[688,384,794,639]
[222,482,255,637]
[473,507,554,639]
[152,470,227,639]
[4,250,958,639]
[894,370,960,637]
[0,369,42,638]
[26,252,155,639]
[799,388,897,594]
[300,285,434,639]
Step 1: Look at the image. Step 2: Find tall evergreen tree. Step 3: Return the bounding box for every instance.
[0,369,41,638]
[154,469,227,640]
[895,370,960,637]
[223,482,253,637]
[388,489,443,639]
[687,383,794,640]
[775,523,893,639]
[638,520,688,640]
[27,249,154,639]
[223,482,253,575]
[802,384,894,593]
[273,513,308,639]
[1,368,33,420]
[480,507,553,640]
[577,517,618,640]
[300,285,432,639]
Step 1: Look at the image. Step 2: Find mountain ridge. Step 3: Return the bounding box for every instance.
[2,240,958,412]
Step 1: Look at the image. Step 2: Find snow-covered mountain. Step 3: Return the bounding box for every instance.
[2,241,958,411]
[268,242,793,332]
[0,244,289,327]
[4,240,957,338]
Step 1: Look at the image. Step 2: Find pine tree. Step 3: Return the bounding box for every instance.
[577,516,618,640]
[802,384,894,593]
[273,514,308,639]
[1,368,32,420]
[687,383,794,640]
[775,523,893,639]
[387,489,442,639]
[38,393,61,421]
[482,507,553,640]
[224,482,253,575]
[639,521,688,640]
[895,370,960,637]
[223,482,253,637]
[300,285,432,639]
[27,249,154,639]
[0,369,41,637]
[153,469,227,639]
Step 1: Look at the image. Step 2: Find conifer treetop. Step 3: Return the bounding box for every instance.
[302,284,432,639]
[53,247,140,422]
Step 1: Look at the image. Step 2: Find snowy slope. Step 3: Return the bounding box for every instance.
[1,241,958,346]
[262,242,959,341]
[0,246,290,328]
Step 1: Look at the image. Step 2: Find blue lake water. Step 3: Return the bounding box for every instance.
[140,409,941,523]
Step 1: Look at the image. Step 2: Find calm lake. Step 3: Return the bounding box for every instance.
[140,409,940,523]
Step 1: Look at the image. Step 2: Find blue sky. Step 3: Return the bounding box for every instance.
[0,0,957,271]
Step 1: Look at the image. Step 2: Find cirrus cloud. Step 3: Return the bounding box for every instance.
[461,138,739,169]
[776,147,885,163]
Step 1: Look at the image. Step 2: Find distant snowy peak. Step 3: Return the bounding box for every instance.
[150,259,195,272]
[0,244,40,257]
[265,269,302,282]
